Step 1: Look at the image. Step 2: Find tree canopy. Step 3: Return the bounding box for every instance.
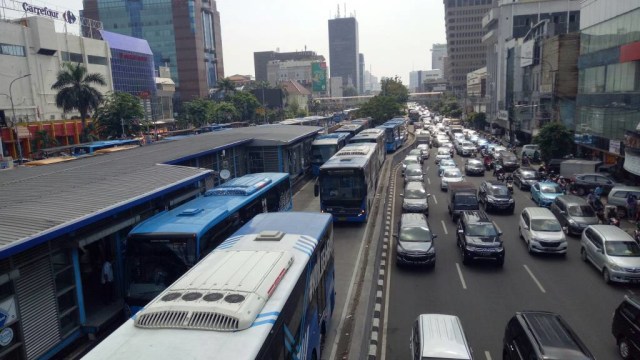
[94,92,144,138]
[380,76,409,104]
[533,122,574,162]
[229,91,261,121]
[356,95,403,126]
[182,98,216,128]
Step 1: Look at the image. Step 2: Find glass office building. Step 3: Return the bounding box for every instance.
[576,2,640,166]
[100,30,155,97]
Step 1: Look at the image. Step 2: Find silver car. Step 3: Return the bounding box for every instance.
[441,168,464,191]
[408,149,424,164]
[402,155,420,174]
[404,164,424,184]
[581,225,640,284]
[519,207,567,255]
[402,181,430,215]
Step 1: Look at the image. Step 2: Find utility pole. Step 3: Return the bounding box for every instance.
[9,74,31,162]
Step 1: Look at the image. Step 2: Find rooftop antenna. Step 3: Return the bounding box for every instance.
[344,3,346,18]
[336,4,340,18]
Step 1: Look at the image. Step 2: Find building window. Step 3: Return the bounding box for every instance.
[0,43,25,57]
[61,51,83,63]
[605,62,637,92]
[580,66,605,93]
[88,55,107,66]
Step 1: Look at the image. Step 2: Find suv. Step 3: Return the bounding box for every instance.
[612,295,640,360]
[495,150,520,172]
[503,311,595,360]
[395,213,436,267]
[571,173,617,196]
[549,195,599,236]
[456,210,505,267]
[478,180,515,214]
[411,314,472,360]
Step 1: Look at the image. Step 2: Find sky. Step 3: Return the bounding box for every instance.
[60,0,446,84]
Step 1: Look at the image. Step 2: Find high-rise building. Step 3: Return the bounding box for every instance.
[328,17,360,92]
[431,43,447,71]
[82,0,224,101]
[254,50,324,83]
[443,0,495,93]
[409,70,444,92]
[358,53,365,94]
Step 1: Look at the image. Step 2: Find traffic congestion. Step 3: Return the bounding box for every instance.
[385,106,640,360]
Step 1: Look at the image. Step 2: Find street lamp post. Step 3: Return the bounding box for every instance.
[9,74,31,162]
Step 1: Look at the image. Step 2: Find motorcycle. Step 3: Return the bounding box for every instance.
[605,205,620,227]
[506,178,514,193]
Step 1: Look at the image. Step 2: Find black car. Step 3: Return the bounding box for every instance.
[395,213,437,267]
[513,167,539,190]
[571,173,618,196]
[504,311,595,360]
[456,210,504,266]
[478,180,514,213]
[613,295,640,360]
[464,159,485,176]
[496,150,519,172]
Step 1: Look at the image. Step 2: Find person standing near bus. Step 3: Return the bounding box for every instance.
[101,258,114,304]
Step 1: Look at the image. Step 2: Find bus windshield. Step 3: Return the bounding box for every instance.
[125,237,194,303]
[319,171,365,201]
[312,145,338,164]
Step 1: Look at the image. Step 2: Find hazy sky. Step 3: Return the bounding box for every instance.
[62,0,446,83]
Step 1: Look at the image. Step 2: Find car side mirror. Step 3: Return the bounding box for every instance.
[457,229,464,234]
[560,210,566,214]
[596,247,603,254]
[523,225,529,231]
[399,194,404,197]
[314,183,319,197]
[432,234,438,239]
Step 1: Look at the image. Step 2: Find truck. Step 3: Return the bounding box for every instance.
[448,182,479,222]
[559,159,603,178]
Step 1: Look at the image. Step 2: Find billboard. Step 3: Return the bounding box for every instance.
[520,40,534,67]
[312,62,327,92]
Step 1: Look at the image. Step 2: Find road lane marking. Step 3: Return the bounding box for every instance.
[441,220,448,235]
[432,195,438,204]
[485,351,492,360]
[381,169,399,360]
[427,178,431,185]
[455,263,467,289]
[523,265,546,293]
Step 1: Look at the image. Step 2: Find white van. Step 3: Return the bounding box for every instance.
[521,144,540,158]
[410,314,473,360]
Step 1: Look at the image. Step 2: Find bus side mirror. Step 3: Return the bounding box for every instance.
[314,183,319,197]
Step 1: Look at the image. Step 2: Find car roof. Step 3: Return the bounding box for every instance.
[417,314,471,359]
[609,185,640,192]
[589,224,634,241]
[406,164,422,171]
[405,181,426,190]
[484,180,506,187]
[516,311,593,359]
[556,195,588,206]
[519,167,537,172]
[400,213,428,228]
[462,210,491,223]
[523,207,555,219]
[467,159,482,164]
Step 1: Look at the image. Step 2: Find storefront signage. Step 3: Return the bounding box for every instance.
[0,328,13,347]
[609,140,621,155]
[0,297,17,328]
[498,110,509,120]
[22,3,76,24]
[624,152,640,176]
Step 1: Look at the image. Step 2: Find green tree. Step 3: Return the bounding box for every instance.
[533,122,574,162]
[34,130,58,150]
[212,102,238,123]
[380,76,409,104]
[343,86,358,97]
[94,92,145,138]
[229,91,261,121]
[216,78,236,100]
[182,98,215,128]
[357,95,403,126]
[51,62,107,141]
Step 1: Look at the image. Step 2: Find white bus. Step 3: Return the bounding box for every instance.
[84,212,335,360]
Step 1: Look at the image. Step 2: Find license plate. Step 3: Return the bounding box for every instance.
[338,217,347,221]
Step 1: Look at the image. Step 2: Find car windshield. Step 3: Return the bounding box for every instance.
[438,149,449,155]
[405,188,427,199]
[489,186,509,196]
[503,155,517,162]
[409,150,422,156]
[444,169,461,177]
[399,226,432,242]
[468,160,482,166]
[606,241,640,256]
[540,184,562,194]
[441,160,455,167]
[531,219,562,232]
[466,223,498,237]
[522,171,538,179]
[568,205,595,217]
[406,168,422,176]
[403,158,419,165]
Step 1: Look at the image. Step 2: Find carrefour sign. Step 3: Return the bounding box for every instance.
[22,2,76,24]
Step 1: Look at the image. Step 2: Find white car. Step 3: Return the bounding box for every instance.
[416,144,430,160]
[519,207,567,255]
[459,141,477,157]
[441,168,464,191]
[402,155,421,174]
[435,148,451,164]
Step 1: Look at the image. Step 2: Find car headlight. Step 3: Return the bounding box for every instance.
[396,245,406,255]
[508,198,514,203]
[426,246,435,254]
[568,219,577,226]
[609,263,623,271]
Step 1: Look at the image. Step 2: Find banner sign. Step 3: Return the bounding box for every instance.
[22,2,76,24]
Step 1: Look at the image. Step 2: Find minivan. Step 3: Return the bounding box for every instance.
[612,295,640,360]
[519,207,567,255]
[402,181,430,215]
[503,311,595,360]
[549,195,599,236]
[411,314,472,360]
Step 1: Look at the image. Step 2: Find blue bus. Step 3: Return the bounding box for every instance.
[376,122,403,152]
[315,142,382,222]
[124,172,293,313]
[385,118,408,142]
[349,128,386,169]
[85,212,335,360]
[311,132,350,176]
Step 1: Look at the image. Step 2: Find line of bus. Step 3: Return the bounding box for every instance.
[311,132,350,176]
[315,142,382,222]
[84,212,335,360]
[376,122,403,152]
[348,128,386,169]
[124,172,293,314]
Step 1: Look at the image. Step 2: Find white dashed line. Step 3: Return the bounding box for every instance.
[441,220,448,235]
[432,195,438,204]
[455,263,467,289]
[523,265,546,293]
[485,350,493,360]
[427,178,431,185]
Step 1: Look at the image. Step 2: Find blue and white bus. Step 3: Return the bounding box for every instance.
[84,212,335,360]
[385,118,408,142]
[333,122,365,140]
[376,122,403,152]
[311,133,350,176]
[124,173,293,313]
[315,143,382,222]
[348,128,386,169]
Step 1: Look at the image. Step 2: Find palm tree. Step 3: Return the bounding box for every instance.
[215,78,236,100]
[51,62,106,141]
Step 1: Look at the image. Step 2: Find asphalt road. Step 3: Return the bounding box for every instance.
[383,148,636,360]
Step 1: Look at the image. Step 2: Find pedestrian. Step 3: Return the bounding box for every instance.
[626,194,637,221]
[101,258,114,304]
[594,185,603,199]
